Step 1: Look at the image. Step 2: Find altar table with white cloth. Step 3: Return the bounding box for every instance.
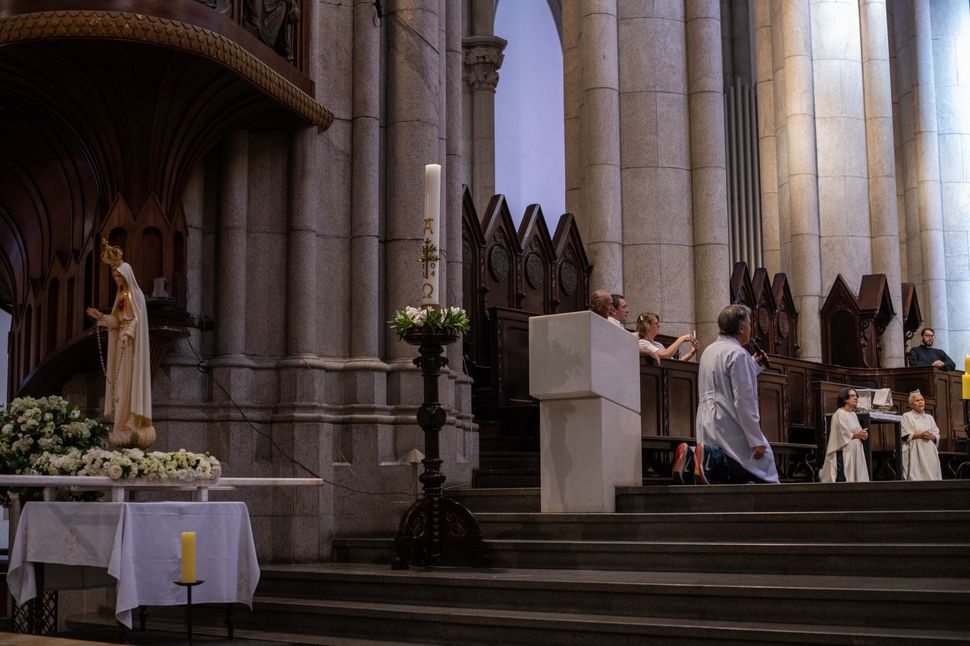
[6,501,259,628]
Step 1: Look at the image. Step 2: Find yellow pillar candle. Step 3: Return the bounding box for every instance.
[965,355,970,374]
[963,374,970,400]
[180,531,197,583]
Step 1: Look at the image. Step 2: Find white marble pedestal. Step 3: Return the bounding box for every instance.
[529,311,642,512]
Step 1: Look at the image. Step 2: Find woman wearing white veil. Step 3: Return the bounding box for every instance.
[86,240,156,449]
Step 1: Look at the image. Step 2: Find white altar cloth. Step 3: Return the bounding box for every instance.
[6,501,259,628]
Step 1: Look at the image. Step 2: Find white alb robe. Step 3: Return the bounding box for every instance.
[901,410,942,481]
[695,335,779,482]
[820,407,869,483]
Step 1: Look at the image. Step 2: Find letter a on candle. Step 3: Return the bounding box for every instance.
[181,531,197,583]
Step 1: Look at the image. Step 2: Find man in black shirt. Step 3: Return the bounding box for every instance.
[907,328,956,370]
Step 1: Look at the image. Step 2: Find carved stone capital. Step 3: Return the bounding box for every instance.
[462,35,508,92]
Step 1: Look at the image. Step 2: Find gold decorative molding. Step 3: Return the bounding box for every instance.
[0,10,332,130]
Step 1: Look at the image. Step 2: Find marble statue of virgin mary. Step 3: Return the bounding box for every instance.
[86,239,156,449]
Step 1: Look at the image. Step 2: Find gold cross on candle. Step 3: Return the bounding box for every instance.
[419,239,439,280]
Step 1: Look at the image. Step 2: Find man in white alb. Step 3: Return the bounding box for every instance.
[673,304,779,484]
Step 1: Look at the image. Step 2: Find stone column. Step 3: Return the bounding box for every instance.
[687,0,731,346]
[777,0,823,361]
[860,0,904,367]
[930,0,970,357]
[215,131,248,357]
[286,130,319,358]
[770,0,792,276]
[446,0,474,476]
[446,0,464,311]
[349,0,382,359]
[811,0,872,292]
[562,0,581,217]
[385,0,441,361]
[463,36,505,214]
[618,1,692,330]
[753,0,781,276]
[580,0,623,294]
[910,0,949,347]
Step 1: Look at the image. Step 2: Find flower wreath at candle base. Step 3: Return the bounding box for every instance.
[0,395,221,506]
[390,305,471,340]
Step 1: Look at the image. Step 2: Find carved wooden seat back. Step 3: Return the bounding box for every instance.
[821,274,896,369]
[730,262,799,358]
[461,187,591,416]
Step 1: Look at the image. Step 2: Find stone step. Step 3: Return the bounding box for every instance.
[64,610,413,645]
[615,480,970,513]
[445,487,539,513]
[477,451,539,470]
[475,510,970,543]
[456,474,970,513]
[251,564,970,638]
[471,469,539,488]
[332,536,970,578]
[238,597,970,646]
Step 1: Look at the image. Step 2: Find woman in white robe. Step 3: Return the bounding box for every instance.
[820,387,870,483]
[901,391,942,481]
[87,254,155,449]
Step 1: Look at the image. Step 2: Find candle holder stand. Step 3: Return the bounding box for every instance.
[957,399,970,479]
[391,328,489,570]
[174,580,204,646]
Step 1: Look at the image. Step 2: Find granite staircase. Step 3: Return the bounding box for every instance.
[67,480,970,644]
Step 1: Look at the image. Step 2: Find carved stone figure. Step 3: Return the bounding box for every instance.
[244,0,300,59]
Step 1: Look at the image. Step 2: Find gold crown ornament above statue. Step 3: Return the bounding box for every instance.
[100,237,124,269]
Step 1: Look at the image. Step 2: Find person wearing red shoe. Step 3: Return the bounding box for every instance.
[687,304,779,484]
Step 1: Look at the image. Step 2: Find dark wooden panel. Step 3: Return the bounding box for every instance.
[665,360,698,439]
[639,364,663,438]
[758,371,787,444]
[488,308,534,408]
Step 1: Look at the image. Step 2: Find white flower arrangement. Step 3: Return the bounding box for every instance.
[0,396,221,504]
[0,396,106,505]
[390,305,471,339]
[30,447,221,482]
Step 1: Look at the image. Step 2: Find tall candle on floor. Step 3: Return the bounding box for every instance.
[421,163,441,306]
[963,374,970,400]
[965,355,970,374]
[181,531,197,583]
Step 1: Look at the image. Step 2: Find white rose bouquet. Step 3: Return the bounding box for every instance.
[41,446,221,482]
[390,305,471,339]
[0,396,107,505]
[1,397,222,504]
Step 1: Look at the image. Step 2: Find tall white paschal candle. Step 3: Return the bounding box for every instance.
[422,163,442,306]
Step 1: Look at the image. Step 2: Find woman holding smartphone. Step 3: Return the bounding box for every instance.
[635,312,699,361]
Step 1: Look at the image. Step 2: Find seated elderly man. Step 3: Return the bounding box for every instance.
[590,290,623,327]
[901,390,942,481]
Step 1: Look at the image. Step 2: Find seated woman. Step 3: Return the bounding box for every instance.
[820,387,870,482]
[635,312,698,362]
[901,390,942,481]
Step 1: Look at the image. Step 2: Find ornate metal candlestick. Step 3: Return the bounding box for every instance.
[392,328,489,569]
